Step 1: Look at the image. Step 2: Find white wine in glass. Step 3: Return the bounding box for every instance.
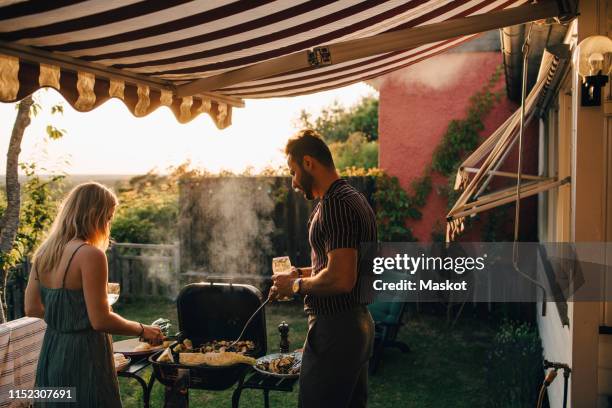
[272,256,292,301]
[107,282,120,305]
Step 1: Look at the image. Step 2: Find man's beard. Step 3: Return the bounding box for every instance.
[299,170,315,200]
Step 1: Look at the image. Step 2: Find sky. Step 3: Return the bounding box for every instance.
[0,83,376,175]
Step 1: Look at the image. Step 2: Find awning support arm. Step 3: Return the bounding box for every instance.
[447,177,570,220]
[462,167,549,181]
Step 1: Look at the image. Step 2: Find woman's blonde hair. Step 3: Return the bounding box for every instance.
[32,182,118,274]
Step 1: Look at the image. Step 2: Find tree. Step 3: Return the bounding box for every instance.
[0,94,65,322]
[328,132,378,170]
[297,95,379,142]
[0,97,33,322]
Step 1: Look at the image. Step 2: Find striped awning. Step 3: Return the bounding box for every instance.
[0,0,566,127]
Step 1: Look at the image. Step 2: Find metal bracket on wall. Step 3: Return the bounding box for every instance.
[307,47,332,67]
[537,244,570,327]
[554,0,579,21]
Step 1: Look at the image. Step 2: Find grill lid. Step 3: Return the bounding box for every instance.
[176,282,267,356]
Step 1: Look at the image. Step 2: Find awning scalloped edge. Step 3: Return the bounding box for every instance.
[0,54,19,100]
[0,54,232,129]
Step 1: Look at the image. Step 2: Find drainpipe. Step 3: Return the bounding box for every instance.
[500,25,524,102]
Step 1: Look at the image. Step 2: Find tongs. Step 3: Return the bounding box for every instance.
[162,334,179,342]
[228,295,272,349]
[141,318,175,344]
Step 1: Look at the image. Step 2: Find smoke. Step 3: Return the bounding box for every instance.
[202,177,275,276]
[142,255,177,293]
[107,243,180,298]
[369,53,473,92]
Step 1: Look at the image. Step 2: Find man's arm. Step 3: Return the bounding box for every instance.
[299,248,357,296]
[271,249,357,298]
[296,266,313,278]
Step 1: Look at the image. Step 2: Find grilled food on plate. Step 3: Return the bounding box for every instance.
[256,354,300,375]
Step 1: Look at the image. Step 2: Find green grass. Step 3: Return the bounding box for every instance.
[114,298,496,408]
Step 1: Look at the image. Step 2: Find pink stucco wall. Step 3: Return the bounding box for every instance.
[378,51,538,241]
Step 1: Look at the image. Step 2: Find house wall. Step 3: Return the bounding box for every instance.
[537,72,573,408]
[537,1,612,405]
[571,2,609,407]
[378,51,538,241]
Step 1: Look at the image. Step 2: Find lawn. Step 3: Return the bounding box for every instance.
[114,298,497,408]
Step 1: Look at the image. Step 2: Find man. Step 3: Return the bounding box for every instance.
[271,129,376,408]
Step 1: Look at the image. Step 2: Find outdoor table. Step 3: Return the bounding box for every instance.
[231,369,298,408]
[0,317,46,408]
[118,354,156,408]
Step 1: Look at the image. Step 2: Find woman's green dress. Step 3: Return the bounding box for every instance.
[34,244,122,407]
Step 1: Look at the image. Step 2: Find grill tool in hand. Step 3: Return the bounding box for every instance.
[228,296,271,349]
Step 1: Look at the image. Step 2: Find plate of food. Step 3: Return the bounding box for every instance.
[113,338,166,356]
[254,351,302,378]
[114,353,131,372]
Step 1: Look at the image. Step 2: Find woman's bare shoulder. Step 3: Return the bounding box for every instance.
[74,244,106,264]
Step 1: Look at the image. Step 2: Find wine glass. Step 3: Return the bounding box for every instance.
[107,282,120,306]
[272,256,293,302]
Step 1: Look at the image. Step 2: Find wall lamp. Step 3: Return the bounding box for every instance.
[576,35,612,106]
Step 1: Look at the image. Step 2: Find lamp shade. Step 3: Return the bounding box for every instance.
[576,35,612,78]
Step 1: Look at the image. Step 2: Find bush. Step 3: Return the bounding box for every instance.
[486,320,544,408]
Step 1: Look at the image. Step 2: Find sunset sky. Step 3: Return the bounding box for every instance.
[0,83,375,175]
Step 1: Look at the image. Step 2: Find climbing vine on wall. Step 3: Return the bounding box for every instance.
[367,64,506,242]
[431,64,505,176]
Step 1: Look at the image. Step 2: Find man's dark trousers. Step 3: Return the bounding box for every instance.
[298,305,375,408]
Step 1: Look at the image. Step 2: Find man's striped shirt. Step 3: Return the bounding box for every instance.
[304,178,377,315]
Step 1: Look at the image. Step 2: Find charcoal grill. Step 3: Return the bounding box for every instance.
[150,282,267,404]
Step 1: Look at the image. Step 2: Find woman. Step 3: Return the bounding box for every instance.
[25,182,163,407]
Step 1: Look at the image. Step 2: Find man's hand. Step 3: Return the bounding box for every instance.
[271,272,294,299]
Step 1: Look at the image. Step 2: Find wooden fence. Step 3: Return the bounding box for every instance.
[107,242,180,298]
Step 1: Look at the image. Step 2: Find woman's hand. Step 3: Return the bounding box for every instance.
[140,324,163,345]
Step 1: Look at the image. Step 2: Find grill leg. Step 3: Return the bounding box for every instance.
[263,389,270,408]
[232,387,242,408]
[144,374,156,408]
[122,372,149,407]
[164,369,190,408]
[164,386,189,408]
[232,371,247,408]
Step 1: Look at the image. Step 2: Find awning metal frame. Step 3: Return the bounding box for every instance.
[448,176,570,220]
[446,42,572,241]
[176,0,566,96]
